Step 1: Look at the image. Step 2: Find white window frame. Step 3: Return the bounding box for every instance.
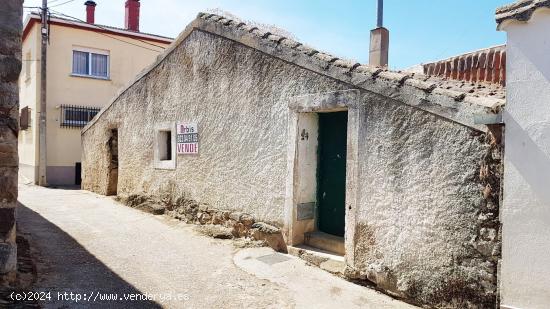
[71,46,110,79]
[154,122,176,170]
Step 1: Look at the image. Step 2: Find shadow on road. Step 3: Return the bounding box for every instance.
[44,185,82,191]
[17,202,162,308]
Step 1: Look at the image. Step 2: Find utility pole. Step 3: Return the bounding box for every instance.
[369,0,389,67]
[38,0,48,186]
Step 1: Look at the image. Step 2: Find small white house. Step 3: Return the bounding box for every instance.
[497,1,550,308]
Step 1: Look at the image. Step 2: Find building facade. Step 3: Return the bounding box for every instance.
[81,13,505,308]
[497,1,550,308]
[18,0,172,185]
[0,0,22,285]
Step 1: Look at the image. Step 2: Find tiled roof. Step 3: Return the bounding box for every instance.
[496,0,550,28]
[195,13,505,108]
[418,45,506,89]
[84,12,505,134]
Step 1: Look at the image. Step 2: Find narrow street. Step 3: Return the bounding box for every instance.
[17,184,415,309]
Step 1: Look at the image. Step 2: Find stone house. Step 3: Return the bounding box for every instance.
[81,12,505,307]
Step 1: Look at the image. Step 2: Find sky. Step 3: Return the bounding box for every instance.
[23,0,512,70]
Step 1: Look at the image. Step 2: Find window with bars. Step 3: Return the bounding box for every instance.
[60,105,101,128]
[72,50,109,78]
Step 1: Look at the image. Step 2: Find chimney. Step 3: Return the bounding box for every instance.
[369,0,389,67]
[84,1,96,24]
[125,0,140,32]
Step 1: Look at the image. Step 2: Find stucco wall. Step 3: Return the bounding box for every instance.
[353,95,499,307]
[500,9,550,309]
[82,29,346,224]
[82,28,499,307]
[18,21,40,180]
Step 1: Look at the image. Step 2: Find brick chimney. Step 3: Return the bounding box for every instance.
[84,1,96,24]
[125,0,140,32]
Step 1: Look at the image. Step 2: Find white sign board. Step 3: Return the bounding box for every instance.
[176,122,198,154]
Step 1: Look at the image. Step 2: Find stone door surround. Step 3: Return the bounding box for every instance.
[284,89,361,266]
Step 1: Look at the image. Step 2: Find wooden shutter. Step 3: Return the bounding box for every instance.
[20,106,29,130]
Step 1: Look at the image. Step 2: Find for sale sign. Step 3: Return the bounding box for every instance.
[176,123,198,154]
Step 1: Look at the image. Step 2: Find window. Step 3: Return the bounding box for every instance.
[60,105,101,128]
[72,49,109,78]
[159,131,172,161]
[154,123,176,170]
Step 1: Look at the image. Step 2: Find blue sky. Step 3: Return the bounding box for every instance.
[24,0,511,69]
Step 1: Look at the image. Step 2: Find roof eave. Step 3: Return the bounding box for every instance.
[83,12,504,134]
[496,0,550,30]
[22,12,173,44]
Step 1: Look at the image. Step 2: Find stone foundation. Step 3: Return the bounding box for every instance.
[0,236,39,307]
[121,194,287,253]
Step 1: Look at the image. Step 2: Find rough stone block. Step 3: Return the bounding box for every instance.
[475,240,498,257]
[0,140,18,167]
[0,55,22,82]
[232,222,247,237]
[0,208,15,239]
[251,222,287,253]
[239,213,254,227]
[0,82,18,108]
[480,227,497,241]
[0,29,20,56]
[211,212,223,225]
[229,211,242,222]
[198,203,209,212]
[0,243,16,274]
[198,225,233,239]
[0,167,17,203]
[134,201,164,215]
[198,212,211,224]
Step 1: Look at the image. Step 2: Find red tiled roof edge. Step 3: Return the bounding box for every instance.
[422,45,506,87]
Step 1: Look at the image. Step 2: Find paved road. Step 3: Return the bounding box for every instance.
[17,184,416,309]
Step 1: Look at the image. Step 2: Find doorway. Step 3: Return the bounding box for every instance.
[285,90,360,260]
[75,162,81,185]
[317,112,347,237]
[106,129,118,196]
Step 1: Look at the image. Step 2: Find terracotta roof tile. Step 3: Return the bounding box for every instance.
[496,0,550,27]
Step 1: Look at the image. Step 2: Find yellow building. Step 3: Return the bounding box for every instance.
[19,0,172,185]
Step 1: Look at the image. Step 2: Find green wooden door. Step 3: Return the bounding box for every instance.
[317,112,347,237]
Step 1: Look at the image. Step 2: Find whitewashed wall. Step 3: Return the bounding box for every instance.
[501,9,550,309]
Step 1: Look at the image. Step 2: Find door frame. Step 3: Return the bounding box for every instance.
[284,89,361,265]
